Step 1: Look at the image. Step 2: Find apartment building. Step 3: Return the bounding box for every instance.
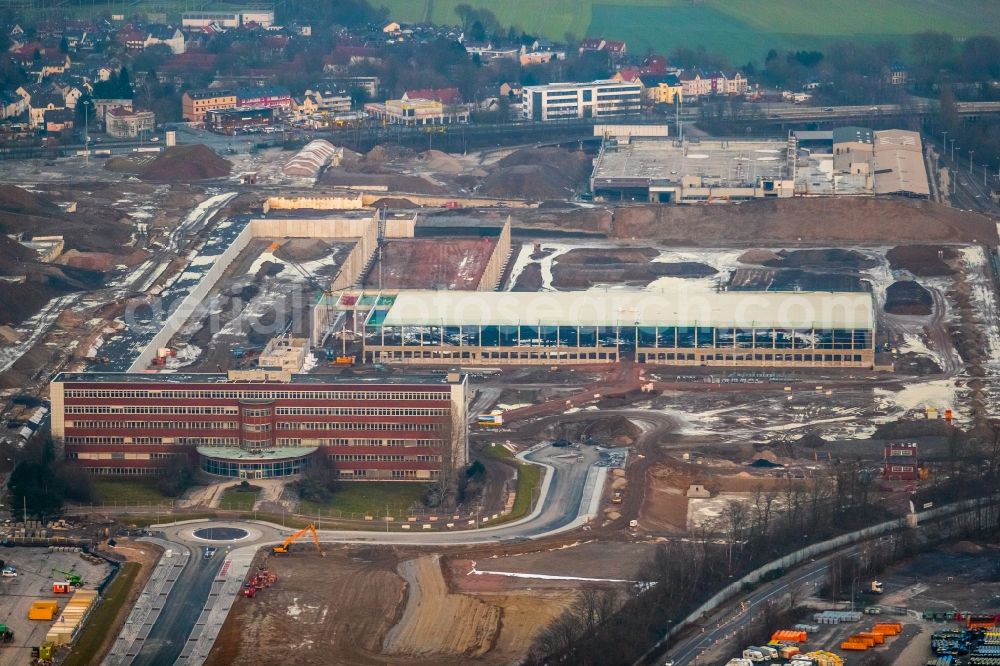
[181,89,237,122]
[521,80,642,121]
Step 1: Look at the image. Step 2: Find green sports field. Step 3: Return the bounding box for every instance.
[376,0,1000,63]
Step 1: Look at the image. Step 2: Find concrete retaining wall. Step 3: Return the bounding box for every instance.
[128,222,254,372]
[477,216,512,291]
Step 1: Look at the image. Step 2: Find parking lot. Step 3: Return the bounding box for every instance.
[0,547,111,665]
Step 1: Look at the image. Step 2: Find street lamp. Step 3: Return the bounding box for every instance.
[969,149,975,174]
[950,138,956,161]
[941,130,948,157]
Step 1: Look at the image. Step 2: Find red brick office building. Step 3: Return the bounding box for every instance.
[50,371,468,480]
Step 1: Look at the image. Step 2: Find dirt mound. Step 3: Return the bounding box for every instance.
[0,184,64,217]
[887,245,958,276]
[0,234,39,275]
[872,419,959,440]
[320,171,447,194]
[606,198,997,246]
[549,247,717,289]
[582,415,641,446]
[370,197,420,209]
[948,540,985,554]
[512,263,543,291]
[764,248,877,270]
[418,149,464,173]
[365,143,417,164]
[139,145,231,182]
[797,432,828,449]
[738,249,782,264]
[103,155,143,174]
[479,147,591,200]
[273,238,332,262]
[885,280,933,315]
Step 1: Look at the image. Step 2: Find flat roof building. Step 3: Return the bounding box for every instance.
[353,289,876,368]
[522,80,642,121]
[51,371,469,480]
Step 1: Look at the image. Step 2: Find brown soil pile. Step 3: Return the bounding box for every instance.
[272,238,332,262]
[511,263,543,291]
[417,149,465,173]
[139,145,232,182]
[763,248,877,270]
[57,249,149,271]
[478,147,591,200]
[607,198,997,246]
[365,143,417,164]
[321,171,447,194]
[0,264,103,325]
[582,415,641,446]
[551,247,716,289]
[370,197,420,209]
[884,280,933,315]
[738,249,782,264]
[887,245,959,276]
[103,155,143,174]
[0,184,65,217]
[0,234,39,275]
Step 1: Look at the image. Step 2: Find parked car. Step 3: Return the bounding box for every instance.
[203,547,217,559]
[1,566,17,577]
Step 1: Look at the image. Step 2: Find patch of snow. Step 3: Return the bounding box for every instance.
[300,353,318,373]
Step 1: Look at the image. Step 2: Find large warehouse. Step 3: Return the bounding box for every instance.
[50,371,468,480]
[354,290,876,368]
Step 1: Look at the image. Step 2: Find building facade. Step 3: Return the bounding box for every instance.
[50,372,469,480]
[205,106,273,134]
[181,89,237,123]
[105,108,155,138]
[521,80,642,121]
[235,86,291,110]
[364,98,470,126]
[883,442,919,481]
[349,290,876,368]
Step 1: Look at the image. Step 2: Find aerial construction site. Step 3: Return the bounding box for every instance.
[1,124,999,666]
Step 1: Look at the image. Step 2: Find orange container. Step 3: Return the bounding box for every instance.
[840,641,869,651]
[873,623,902,636]
[857,632,884,645]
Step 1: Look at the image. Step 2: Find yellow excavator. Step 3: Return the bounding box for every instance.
[271,524,323,556]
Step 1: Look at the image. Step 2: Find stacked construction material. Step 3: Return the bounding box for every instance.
[771,629,808,643]
[814,610,862,624]
[45,589,97,646]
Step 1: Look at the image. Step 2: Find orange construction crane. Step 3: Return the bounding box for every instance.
[272,524,323,556]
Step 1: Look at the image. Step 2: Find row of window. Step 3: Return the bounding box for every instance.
[68,421,239,430]
[64,389,450,401]
[328,454,440,462]
[274,407,449,416]
[275,422,439,431]
[65,405,239,415]
[276,438,441,447]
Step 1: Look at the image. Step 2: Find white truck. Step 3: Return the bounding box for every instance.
[742,647,767,662]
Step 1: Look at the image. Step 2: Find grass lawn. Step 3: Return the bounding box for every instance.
[297,482,431,519]
[218,485,260,511]
[92,479,170,506]
[378,0,1000,65]
[481,443,543,522]
[62,562,141,666]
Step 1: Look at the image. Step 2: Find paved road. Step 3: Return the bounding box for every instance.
[130,547,223,666]
[665,549,856,666]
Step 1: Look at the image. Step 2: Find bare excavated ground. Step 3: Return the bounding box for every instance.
[363,238,497,290]
[521,198,997,246]
[206,546,593,666]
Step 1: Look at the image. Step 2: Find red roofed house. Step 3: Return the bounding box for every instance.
[579,38,627,60]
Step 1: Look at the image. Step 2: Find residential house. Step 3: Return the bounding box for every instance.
[118,26,148,51]
[638,73,683,105]
[105,107,155,137]
[323,45,382,73]
[0,91,28,119]
[235,86,291,110]
[181,89,237,122]
[55,83,84,109]
[44,108,74,133]
[579,37,626,60]
[381,21,401,35]
[91,98,133,128]
[302,86,352,113]
[887,62,908,86]
[28,93,65,128]
[499,82,523,99]
[31,53,71,79]
[679,70,747,99]
[145,25,186,54]
[520,49,565,66]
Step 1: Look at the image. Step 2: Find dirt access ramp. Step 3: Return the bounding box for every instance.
[575,198,997,246]
[383,555,500,659]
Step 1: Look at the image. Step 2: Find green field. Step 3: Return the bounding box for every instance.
[92,479,170,506]
[377,0,1000,63]
[218,485,260,511]
[480,443,542,523]
[297,481,431,519]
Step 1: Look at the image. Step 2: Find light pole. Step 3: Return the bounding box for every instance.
[941,130,947,158]
[985,164,990,189]
[969,149,975,174]
[950,138,956,162]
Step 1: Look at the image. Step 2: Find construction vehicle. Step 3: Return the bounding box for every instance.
[272,524,323,556]
[0,624,12,642]
[242,583,257,598]
[869,580,884,594]
[52,569,83,586]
